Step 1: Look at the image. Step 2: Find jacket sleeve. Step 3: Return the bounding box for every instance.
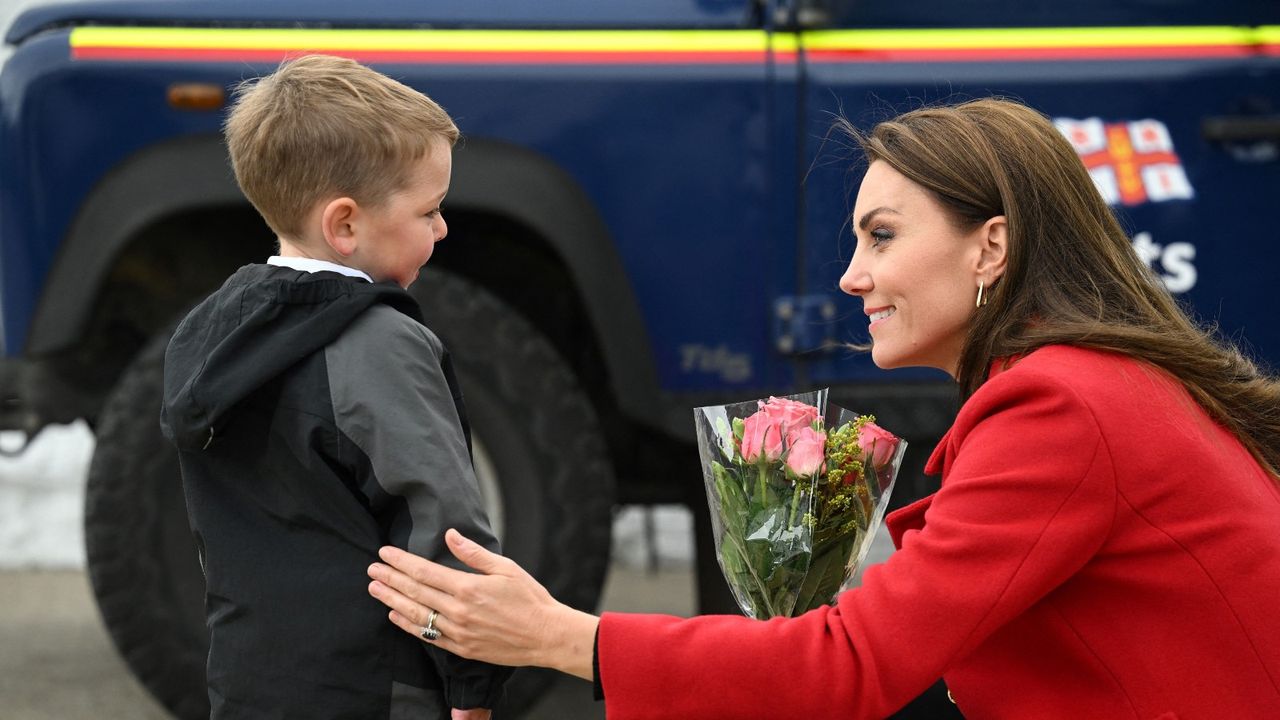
[598,368,1117,720]
[326,305,512,709]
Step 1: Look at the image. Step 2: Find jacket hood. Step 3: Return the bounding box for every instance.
[160,264,422,451]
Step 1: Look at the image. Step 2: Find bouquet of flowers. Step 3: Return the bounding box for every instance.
[694,390,905,619]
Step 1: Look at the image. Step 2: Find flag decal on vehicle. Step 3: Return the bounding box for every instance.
[1055,117,1194,206]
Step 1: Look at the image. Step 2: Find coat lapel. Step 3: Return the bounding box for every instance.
[885,425,956,549]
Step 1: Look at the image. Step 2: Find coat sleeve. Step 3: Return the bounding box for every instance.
[326,304,511,709]
[599,368,1117,720]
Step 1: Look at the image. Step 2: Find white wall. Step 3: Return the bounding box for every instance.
[0,424,94,568]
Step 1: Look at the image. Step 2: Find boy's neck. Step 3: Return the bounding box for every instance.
[276,236,377,284]
[278,236,348,266]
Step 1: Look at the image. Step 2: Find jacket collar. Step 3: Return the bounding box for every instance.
[923,354,1025,477]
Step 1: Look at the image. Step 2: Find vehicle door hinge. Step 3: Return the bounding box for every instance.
[772,295,838,355]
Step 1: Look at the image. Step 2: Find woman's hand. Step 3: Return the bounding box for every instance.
[368,529,600,681]
[451,710,490,720]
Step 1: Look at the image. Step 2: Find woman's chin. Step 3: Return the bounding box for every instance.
[869,346,898,370]
[871,350,956,378]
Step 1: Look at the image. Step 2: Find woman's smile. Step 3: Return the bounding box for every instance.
[867,306,896,331]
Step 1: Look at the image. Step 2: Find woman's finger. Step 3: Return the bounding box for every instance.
[368,562,458,616]
[444,529,516,576]
[377,545,473,594]
[387,609,472,659]
[368,580,434,627]
[386,607,424,638]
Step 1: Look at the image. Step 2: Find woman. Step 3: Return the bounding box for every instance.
[367,98,1280,719]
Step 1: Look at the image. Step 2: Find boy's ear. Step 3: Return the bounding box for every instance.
[975,214,1008,284]
[321,197,359,257]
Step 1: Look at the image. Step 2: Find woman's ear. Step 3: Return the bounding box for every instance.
[321,197,359,258]
[976,215,1008,283]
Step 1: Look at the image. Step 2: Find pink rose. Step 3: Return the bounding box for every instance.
[759,397,819,436]
[741,397,822,464]
[858,422,900,469]
[785,426,827,477]
[741,410,784,462]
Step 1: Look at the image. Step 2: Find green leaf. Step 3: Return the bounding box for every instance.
[713,464,747,519]
[793,535,856,615]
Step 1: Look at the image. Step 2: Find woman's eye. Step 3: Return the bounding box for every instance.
[870,228,894,247]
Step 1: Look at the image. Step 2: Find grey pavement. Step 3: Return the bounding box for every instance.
[0,561,695,720]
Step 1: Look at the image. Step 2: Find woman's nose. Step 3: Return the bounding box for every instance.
[839,255,870,296]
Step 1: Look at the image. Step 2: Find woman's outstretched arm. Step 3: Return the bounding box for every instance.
[370,368,1118,720]
[368,528,599,681]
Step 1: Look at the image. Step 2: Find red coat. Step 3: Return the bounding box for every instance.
[599,346,1280,719]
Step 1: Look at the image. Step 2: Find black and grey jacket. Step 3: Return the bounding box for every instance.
[160,263,510,719]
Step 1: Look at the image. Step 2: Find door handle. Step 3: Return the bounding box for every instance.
[1201,116,1280,142]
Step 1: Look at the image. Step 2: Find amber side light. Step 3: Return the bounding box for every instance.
[167,83,226,111]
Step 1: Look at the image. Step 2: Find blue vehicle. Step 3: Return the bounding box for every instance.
[2,0,1277,716]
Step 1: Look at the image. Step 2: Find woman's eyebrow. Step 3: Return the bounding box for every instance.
[857,206,902,231]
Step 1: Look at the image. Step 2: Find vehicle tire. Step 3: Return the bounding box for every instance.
[84,328,210,720]
[83,267,617,719]
[410,267,616,715]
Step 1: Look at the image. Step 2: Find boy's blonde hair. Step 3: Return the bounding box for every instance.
[224,54,459,239]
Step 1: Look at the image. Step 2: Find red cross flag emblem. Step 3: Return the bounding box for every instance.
[1054,117,1195,206]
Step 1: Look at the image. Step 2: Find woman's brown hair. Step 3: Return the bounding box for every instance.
[843,98,1280,479]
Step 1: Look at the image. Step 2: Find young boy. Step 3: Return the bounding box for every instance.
[160,55,509,719]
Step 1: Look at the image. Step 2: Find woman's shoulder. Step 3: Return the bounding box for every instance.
[994,344,1141,379]
[976,344,1180,422]
[987,345,1166,394]
[932,346,1120,481]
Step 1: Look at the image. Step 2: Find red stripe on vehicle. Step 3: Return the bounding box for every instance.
[806,44,1253,63]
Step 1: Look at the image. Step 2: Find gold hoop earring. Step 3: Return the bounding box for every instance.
[976,281,988,309]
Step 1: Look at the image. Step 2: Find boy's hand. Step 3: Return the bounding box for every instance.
[451,709,491,720]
